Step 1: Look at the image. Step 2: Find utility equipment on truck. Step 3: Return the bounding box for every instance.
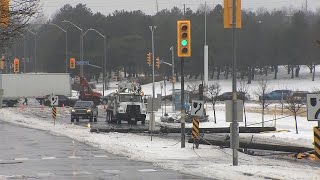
[106,82,147,125]
[74,76,102,105]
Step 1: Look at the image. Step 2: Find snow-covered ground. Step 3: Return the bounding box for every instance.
[0,108,320,180]
[2,66,320,179]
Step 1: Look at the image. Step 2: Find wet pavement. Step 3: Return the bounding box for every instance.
[0,121,207,180]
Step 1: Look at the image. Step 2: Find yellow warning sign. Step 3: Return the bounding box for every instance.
[52,107,57,119]
[192,117,200,139]
[314,127,320,160]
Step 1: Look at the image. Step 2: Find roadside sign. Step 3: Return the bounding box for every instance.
[74,76,80,84]
[225,100,243,122]
[314,127,320,160]
[52,106,57,126]
[307,94,320,121]
[76,61,89,65]
[191,100,204,116]
[51,96,59,106]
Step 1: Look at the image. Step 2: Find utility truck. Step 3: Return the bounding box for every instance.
[106,82,147,125]
[0,73,71,107]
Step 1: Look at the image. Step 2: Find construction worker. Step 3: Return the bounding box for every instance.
[23,98,28,105]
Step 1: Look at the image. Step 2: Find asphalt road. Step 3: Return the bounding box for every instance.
[0,121,207,180]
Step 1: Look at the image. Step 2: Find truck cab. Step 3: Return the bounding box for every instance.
[106,82,146,125]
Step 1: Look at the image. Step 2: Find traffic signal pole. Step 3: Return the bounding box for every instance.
[231,0,239,166]
[181,57,185,148]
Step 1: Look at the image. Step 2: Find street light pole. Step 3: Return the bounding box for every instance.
[49,23,68,73]
[62,20,83,76]
[82,28,106,96]
[17,32,26,73]
[149,26,156,141]
[170,46,175,112]
[27,30,36,73]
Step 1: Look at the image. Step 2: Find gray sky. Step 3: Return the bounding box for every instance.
[41,0,320,19]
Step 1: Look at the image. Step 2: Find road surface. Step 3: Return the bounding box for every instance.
[0,121,206,180]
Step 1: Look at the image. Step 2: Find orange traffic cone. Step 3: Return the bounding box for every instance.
[20,103,25,111]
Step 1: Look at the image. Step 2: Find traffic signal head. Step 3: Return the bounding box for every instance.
[13,58,19,73]
[146,52,152,66]
[156,57,160,69]
[70,58,76,69]
[0,0,10,27]
[177,20,191,57]
[224,0,242,28]
[0,60,4,70]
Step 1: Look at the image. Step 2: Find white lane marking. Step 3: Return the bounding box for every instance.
[37,172,54,177]
[72,171,92,175]
[137,169,157,172]
[14,158,29,161]
[3,175,25,178]
[102,170,121,174]
[94,155,109,158]
[68,156,82,159]
[41,157,56,160]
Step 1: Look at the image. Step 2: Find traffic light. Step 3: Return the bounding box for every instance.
[13,58,19,73]
[70,58,76,69]
[0,60,4,70]
[155,57,160,69]
[146,52,152,66]
[224,0,242,28]
[0,0,10,27]
[0,56,4,70]
[177,20,191,57]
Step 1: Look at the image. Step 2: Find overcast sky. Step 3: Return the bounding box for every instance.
[41,0,320,19]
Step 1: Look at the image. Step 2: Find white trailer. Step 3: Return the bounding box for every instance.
[0,73,72,107]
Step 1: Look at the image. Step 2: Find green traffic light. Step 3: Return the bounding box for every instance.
[181,39,188,46]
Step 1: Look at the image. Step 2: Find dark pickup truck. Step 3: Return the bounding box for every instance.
[71,101,98,122]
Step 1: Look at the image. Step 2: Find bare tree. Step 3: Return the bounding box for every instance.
[238,80,250,127]
[206,82,221,123]
[0,0,40,50]
[255,78,271,127]
[284,92,304,134]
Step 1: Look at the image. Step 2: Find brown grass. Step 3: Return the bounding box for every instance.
[245,106,307,117]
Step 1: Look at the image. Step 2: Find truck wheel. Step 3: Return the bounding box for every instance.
[141,118,146,125]
[76,118,79,122]
[106,111,109,122]
[94,116,98,122]
[117,119,121,124]
[71,117,74,122]
[7,102,14,107]
[89,116,93,122]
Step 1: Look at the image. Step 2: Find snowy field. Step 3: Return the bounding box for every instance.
[94,66,320,100]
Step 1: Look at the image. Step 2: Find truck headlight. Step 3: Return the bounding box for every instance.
[71,109,75,113]
[118,108,124,113]
[87,109,91,113]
